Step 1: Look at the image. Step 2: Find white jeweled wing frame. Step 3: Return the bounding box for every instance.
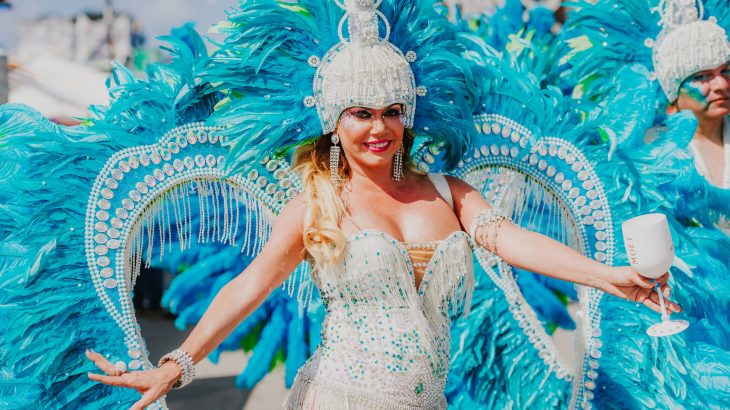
[83,123,302,409]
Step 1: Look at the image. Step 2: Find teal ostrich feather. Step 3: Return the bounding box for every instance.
[0,104,139,407]
[557,0,660,101]
[89,23,217,139]
[582,110,730,409]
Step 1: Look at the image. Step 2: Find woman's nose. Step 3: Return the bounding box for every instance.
[710,71,730,91]
[370,116,386,133]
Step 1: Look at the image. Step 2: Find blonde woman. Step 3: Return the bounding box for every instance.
[86,0,679,408]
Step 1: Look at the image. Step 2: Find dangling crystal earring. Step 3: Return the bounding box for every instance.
[330,134,341,184]
[392,143,404,181]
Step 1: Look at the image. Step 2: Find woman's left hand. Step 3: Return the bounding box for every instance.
[600,266,682,314]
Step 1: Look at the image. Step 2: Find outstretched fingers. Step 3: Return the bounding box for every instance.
[87,371,136,388]
[639,297,662,313]
[86,350,123,376]
[85,350,169,408]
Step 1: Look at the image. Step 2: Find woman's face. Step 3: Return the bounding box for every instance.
[673,62,730,121]
[334,104,406,172]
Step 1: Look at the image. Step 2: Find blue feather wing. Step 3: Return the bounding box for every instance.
[0,104,139,408]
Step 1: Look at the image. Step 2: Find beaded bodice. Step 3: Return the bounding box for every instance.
[402,242,438,289]
[299,230,474,407]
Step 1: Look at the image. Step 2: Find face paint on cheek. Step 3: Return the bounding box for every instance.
[679,81,710,109]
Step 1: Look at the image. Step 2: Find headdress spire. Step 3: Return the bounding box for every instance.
[340,0,388,44]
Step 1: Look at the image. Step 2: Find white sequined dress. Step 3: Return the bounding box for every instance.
[285,229,475,409]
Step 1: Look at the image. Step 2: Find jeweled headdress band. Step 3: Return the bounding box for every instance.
[307,0,422,134]
[647,0,730,101]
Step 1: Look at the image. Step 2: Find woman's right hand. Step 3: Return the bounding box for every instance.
[599,267,682,314]
[86,350,182,410]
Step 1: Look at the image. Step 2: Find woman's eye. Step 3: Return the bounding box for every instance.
[384,109,403,117]
[353,110,372,119]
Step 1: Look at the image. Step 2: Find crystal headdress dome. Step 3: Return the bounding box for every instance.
[649,0,730,101]
[312,0,419,133]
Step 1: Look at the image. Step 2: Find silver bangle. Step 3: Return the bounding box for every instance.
[158,349,196,389]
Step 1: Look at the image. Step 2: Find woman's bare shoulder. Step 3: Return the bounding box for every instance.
[442,174,477,195]
[440,174,487,215]
[270,193,307,237]
[281,192,307,214]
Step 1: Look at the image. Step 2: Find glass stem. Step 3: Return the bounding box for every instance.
[656,283,670,321]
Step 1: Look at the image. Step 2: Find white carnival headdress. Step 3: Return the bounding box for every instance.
[648,0,730,101]
[205,0,475,171]
[311,0,419,133]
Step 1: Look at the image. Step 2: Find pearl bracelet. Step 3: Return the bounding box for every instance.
[469,208,513,255]
[158,349,196,389]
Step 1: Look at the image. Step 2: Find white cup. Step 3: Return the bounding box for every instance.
[622,213,674,279]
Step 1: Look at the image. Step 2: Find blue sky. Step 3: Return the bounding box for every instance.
[0,0,237,50]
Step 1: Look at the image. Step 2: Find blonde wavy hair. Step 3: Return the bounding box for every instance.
[292,130,416,267]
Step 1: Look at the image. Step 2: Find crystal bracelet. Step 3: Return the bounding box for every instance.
[469,208,513,255]
[158,349,196,389]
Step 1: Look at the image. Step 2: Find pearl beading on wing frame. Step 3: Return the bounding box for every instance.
[475,115,610,409]
[413,113,613,409]
[464,114,614,265]
[84,122,303,385]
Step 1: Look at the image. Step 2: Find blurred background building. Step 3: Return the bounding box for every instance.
[2,1,140,122]
[0,0,231,123]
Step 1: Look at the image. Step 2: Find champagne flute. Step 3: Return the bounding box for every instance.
[622,213,689,337]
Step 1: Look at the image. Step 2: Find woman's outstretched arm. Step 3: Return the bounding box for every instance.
[87,195,308,409]
[446,176,681,314]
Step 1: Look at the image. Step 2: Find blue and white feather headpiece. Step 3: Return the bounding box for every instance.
[204,0,476,172]
[648,0,730,101]
[559,0,730,105]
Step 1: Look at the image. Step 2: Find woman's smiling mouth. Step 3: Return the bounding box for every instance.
[364,139,392,152]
